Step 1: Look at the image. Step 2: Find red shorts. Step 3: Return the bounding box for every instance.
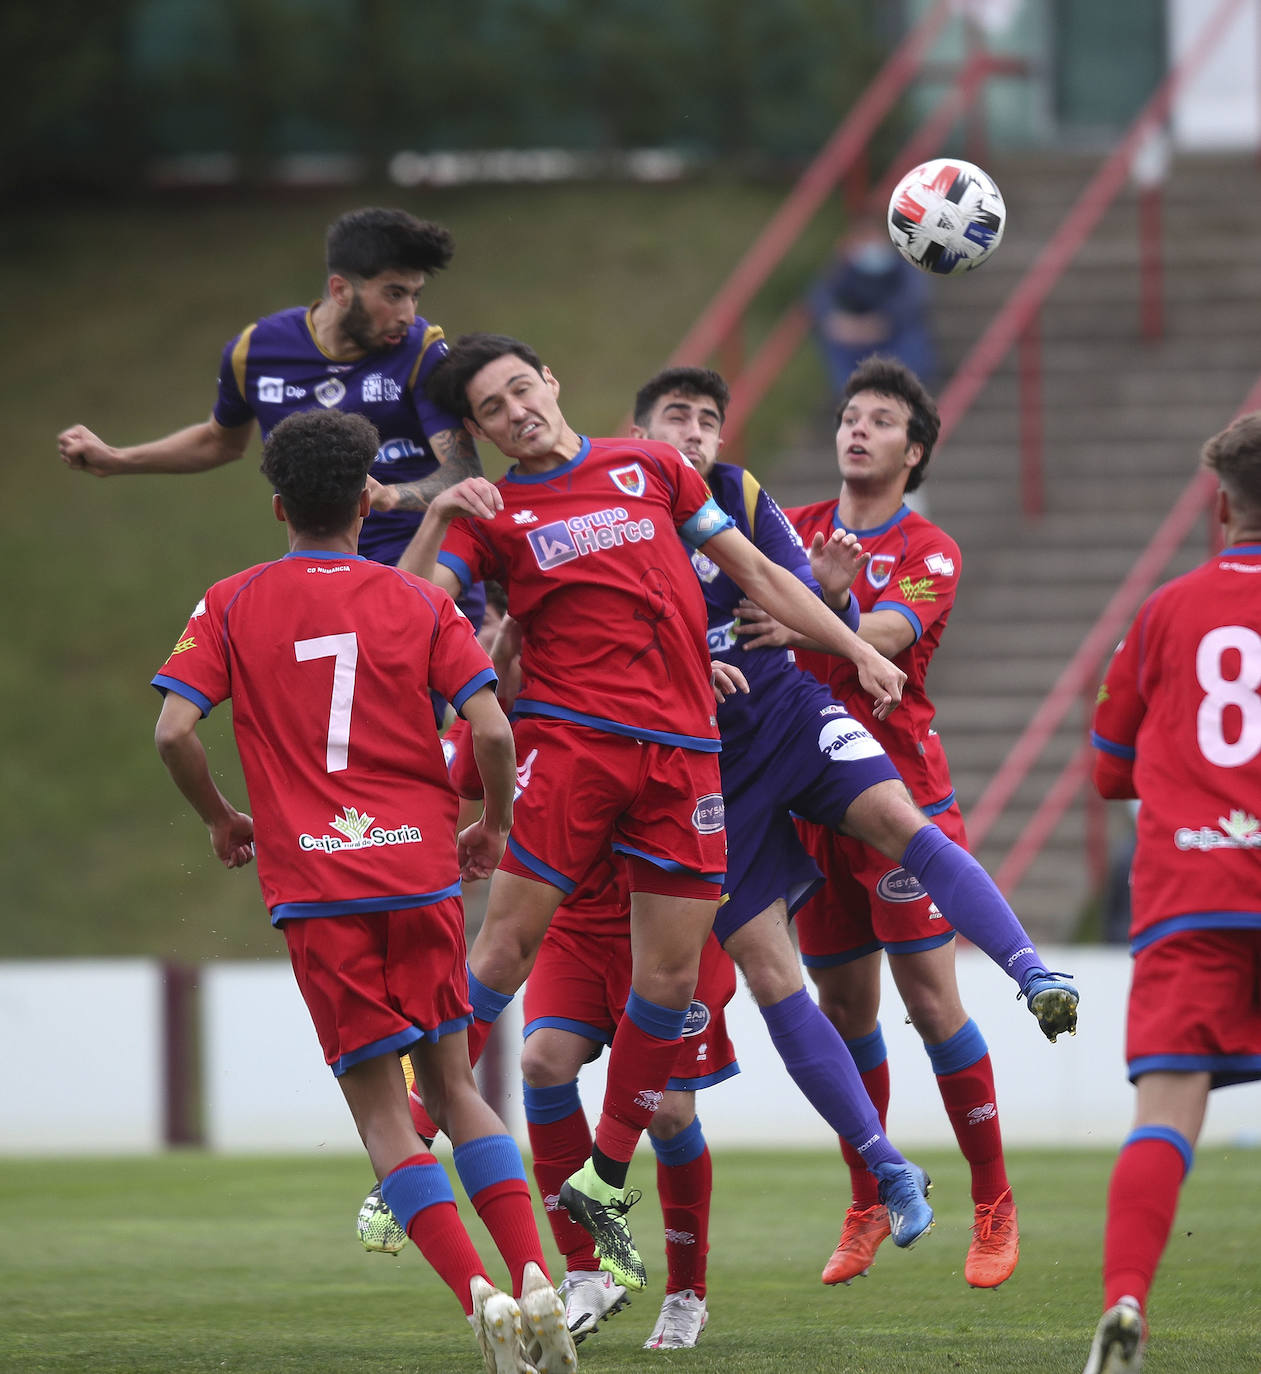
[1126,927,1261,1087]
[523,922,739,1092]
[794,804,968,964]
[283,897,472,1077]
[503,718,726,891]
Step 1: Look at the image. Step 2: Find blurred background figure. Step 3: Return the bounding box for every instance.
[807,216,936,399]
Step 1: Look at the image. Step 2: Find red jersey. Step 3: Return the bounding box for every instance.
[438,437,732,751]
[153,551,496,923]
[1091,543,1261,947]
[784,500,959,808]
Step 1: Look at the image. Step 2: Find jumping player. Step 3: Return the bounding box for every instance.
[151,407,574,1374]
[395,332,907,1293]
[1083,411,1261,1374]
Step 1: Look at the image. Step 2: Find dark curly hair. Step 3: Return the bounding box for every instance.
[425,333,546,421]
[632,366,730,429]
[838,355,941,493]
[260,409,379,536]
[326,207,454,281]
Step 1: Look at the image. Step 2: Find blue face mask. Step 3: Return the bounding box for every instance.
[851,241,898,273]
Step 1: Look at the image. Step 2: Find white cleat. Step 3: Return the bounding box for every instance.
[560,1268,630,1343]
[471,1275,537,1374]
[519,1261,578,1373]
[642,1288,708,1350]
[1083,1296,1145,1374]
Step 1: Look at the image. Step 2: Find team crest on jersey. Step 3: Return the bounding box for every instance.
[876,867,927,903]
[315,377,346,408]
[682,1000,712,1037]
[692,550,721,583]
[610,463,646,498]
[866,554,897,589]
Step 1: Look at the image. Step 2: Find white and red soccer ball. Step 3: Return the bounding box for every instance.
[887,158,1006,276]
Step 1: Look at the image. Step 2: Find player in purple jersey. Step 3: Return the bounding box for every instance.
[57,207,481,569]
[397,332,907,1294]
[630,365,1082,1260]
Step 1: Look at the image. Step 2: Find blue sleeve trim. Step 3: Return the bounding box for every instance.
[513,698,721,753]
[506,834,577,894]
[523,1015,612,1048]
[1091,731,1136,760]
[271,882,461,926]
[436,550,473,596]
[667,1059,741,1093]
[839,593,861,633]
[870,599,923,641]
[151,676,214,717]
[678,498,736,550]
[1124,1124,1194,1176]
[452,668,497,714]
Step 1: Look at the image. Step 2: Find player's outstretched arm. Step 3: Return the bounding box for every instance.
[58,417,253,478]
[154,692,255,869]
[368,426,483,513]
[701,526,905,717]
[457,686,515,880]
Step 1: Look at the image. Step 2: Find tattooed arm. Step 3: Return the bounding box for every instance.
[368,426,483,513]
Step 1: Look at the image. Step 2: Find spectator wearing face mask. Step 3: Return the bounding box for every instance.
[807,216,937,399]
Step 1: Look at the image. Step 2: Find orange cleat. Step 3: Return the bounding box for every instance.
[821,1203,892,1286]
[965,1188,1019,1288]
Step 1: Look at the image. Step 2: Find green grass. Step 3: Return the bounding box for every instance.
[4,1147,1259,1372]
[2,182,838,960]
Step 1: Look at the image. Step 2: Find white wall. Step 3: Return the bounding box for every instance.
[1170,0,1261,149]
[3,949,1258,1155]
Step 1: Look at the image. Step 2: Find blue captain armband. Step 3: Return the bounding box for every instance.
[678,498,735,550]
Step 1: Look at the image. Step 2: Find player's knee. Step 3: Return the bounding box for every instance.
[648,1101,694,1140]
[519,1038,570,1089]
[845,781,921,858]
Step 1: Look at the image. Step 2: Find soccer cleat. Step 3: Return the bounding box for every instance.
[560,1269,630,1343]
[642,1288,708,1350]
[821,1203,892,1285]
[1018,969,1079,1042]
[964,1189,1019,1288]
[356,1182,408,1255]
[1083,1296,1146,1374]
[872,1161,934,1249]
[557,1159,647,1291]
[471,1275,537,1374]
[518,1261,578,1374]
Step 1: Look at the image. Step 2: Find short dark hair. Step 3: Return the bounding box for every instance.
[260,410,379,536]
[326,207,454,281]
[838,355,941,493]
[632,366,730,429]
[1201,411,1261,516]
[425,333,546,421]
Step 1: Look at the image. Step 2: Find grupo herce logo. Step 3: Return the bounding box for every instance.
[299,805,423,853]
[682,999,712,1037]
[876,867,926,903]
[526,506,656,571]
[692,793,725,834]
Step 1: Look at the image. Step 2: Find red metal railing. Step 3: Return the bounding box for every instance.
[981,374,1261,897]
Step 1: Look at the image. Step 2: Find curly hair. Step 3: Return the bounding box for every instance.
[838,355,941,493]
[326,207,454,280]
[260,410,379,536]
[632,366,730,429]
[425,333,546,421]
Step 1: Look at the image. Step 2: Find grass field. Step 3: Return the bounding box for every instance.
[4,1147,1259,1373]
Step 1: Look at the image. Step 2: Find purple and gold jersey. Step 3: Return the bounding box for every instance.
[213,305,462,565]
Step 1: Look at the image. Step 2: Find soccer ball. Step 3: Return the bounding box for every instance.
[886,158,1006,276]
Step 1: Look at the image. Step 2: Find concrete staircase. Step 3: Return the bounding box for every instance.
[767,151,1260,940]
